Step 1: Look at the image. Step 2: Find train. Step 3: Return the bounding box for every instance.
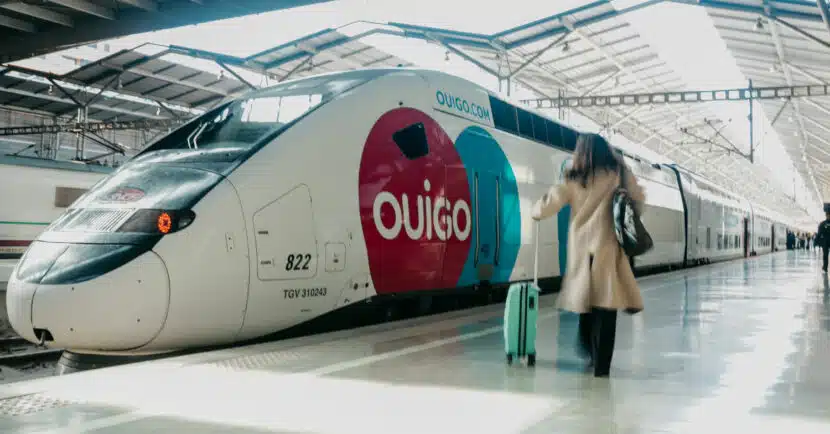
[5,68,792,365]
[0,155,111,261]
[0,156,110,291]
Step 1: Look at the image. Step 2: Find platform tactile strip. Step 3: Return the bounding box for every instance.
[0,393,81,416]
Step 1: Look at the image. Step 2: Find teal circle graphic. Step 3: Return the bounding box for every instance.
[453,126,521,286]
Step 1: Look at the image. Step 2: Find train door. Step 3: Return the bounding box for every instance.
[743,218,750,257]
[471,170,500,283]
[771,225,775,252]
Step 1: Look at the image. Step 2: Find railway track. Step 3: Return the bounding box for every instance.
[0,335,62,368]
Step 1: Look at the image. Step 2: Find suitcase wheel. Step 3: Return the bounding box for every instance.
[506,353,514,364]
[528,353,536,367]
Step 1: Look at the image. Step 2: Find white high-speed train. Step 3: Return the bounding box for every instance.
[6,68,790,362]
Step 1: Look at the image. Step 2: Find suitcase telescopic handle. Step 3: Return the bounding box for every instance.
[533,219,539,285]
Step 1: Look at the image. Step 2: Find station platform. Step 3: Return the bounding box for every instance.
[0,250,828,433]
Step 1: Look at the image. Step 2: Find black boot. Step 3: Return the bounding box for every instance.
[590,308,618,377]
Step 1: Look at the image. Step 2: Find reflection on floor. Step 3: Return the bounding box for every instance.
[0,250,828,433]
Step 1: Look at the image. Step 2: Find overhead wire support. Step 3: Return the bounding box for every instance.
[0,118,183,137]
[519,83,830,109]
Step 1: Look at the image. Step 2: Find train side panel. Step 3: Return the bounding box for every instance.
[686,175,747,263]
[672,168,702,264]
[228,71,432,340]
[0,158,108,259]
[423,90,569,285]
[753,215,774,255]
[624,159,685,269]
[773,222,787,251]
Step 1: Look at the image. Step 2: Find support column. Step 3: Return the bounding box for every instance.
[818,0,830,40]
[748,79,754,164]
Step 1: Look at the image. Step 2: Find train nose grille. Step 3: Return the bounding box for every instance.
[49,208,134,233]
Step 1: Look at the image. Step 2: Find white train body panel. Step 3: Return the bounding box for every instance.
[8,249,169,350]
[4,68,794,354]
[752,213,774,255]
[143,179,250,350]
[623,159,684,269]
[0,157,108,258]
[773,222,787,251]
[680,171,750,262]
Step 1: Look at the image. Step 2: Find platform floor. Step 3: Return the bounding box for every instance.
[0,250,829,433]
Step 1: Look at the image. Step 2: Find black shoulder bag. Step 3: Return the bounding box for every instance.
[611,166,653,257]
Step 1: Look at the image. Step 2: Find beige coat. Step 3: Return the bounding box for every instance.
[532,167,646,313]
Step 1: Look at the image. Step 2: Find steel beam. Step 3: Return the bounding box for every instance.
[508,32,569,79]
[118,0,158,12]
[295,41,364,70]
[48,0,115,20]
[520,83,830,108]
[99,60,233,98]
[0,3,73,27]
[768,13,822,200]
[0,85,167,120]
[0,1,331,63]
[770,16,830,51]
[0,13,35,32]
[816,0,830,40]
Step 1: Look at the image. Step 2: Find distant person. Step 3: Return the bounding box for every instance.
[531,133,646,378]
[817,212,830,272]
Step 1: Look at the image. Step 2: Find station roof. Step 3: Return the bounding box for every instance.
[169,28,415,82]
[0,0,331,63]
[0,67,186,122]
[698,0,830,204]
[59,44,251,110]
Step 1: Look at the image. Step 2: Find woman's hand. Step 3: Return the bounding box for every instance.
[531,195,546,221]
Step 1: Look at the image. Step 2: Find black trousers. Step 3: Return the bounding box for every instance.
[822,246,828,271]
[578,308,618,377]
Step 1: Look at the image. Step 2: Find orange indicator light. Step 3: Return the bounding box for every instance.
[157,212,172,234]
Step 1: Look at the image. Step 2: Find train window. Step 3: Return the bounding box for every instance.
[562,128,578,151]
[546,120,563,148]
[516,108,534,138]
[532,114,548,143]
[54,186,87,208]
[142,75,372,157]
[489,97,518,134]
[392,122,429,160]
[717,234,723,250]
[707,228,711,249]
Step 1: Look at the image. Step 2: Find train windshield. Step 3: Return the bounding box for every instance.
[139,74,373,159]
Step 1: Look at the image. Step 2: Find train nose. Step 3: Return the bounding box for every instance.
[6,242,170,351]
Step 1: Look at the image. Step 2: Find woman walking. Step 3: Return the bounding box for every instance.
[531,133,646,377]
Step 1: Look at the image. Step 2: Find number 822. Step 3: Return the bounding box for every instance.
[285,253,312,271]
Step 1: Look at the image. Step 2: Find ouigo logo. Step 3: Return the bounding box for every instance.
[372,178,472,242]
[358,107,472,294]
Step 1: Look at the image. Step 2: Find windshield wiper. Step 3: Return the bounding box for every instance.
[186,104,235,149]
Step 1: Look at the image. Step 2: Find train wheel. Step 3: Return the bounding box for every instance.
[379,301,400,323]
[417,295,433,316]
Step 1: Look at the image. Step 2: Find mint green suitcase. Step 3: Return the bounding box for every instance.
[504,221,540,366]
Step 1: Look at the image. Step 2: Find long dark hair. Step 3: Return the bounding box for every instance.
[565,133,621,187]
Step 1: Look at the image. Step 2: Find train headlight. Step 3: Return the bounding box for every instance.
[117,209,196,235]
